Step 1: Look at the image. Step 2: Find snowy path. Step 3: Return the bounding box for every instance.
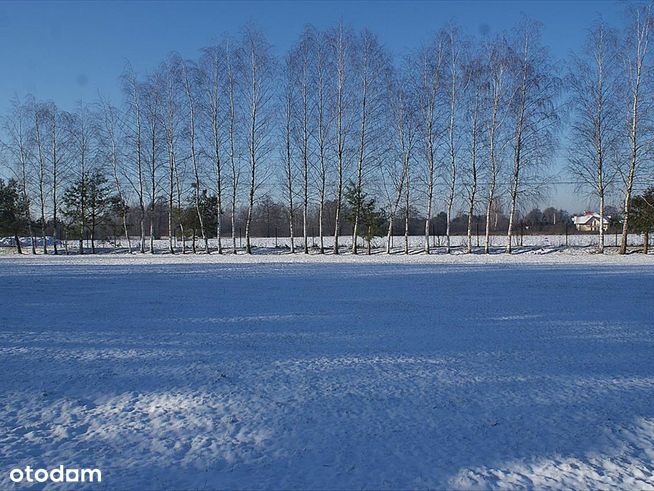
[1,258,653,489]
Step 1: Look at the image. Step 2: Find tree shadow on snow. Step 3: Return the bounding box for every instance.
[0,262,653,489]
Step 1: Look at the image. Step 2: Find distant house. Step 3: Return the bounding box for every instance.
[572,212,609,232]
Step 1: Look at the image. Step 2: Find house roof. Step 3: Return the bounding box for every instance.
[572,213,609,225]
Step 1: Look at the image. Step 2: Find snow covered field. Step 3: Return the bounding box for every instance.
[1,255,653,489]
[3,233,650,256]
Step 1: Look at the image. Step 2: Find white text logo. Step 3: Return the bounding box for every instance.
[9,465,102,484]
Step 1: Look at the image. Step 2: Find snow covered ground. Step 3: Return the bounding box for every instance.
[2,232,650,256]
[1,255,653,489]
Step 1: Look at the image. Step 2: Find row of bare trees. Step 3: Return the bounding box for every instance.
[2,9,654,255]
[568,5,654,254]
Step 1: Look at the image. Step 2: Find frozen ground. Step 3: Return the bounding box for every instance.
[2,232,650,256]
[1,255,653,489]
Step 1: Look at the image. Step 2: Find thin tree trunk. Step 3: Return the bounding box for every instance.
[386,163,408,254]
[303,141,308,254]
[35,111,48,254]
[445,33,459,254]
[620,9,649,254]
[245,148,256,255]
[404,168,410,255]
[101,102,131,254]
[352,70,369,255]
[597,186,604,254]
[424,177,433,254]
[182,61,209,253]
[78,130,87,256]
[424,124,434,254]
[174,150,185,255]
[284,93,296,254]
[133,93,146,254]
[51,111,58,255]
[316,43,328,255]
[367,227,372,255]
[333,29,346,255]
[231,180,238,253]
[79,173,85,255]
[149,124,156,254]
[644,230,649,254]
[620,99,639,255]
[131,83,146,254]
[302,68,310,255]
[466,94,479,254]
[485,99,500,254]
[506,150,521,254]
[215,154,223,255]
[245,47,259,256]
[18,134,36,255]
[421,50,441,255]
[209,54,224,255]
[318,174,325,254]
[166,96,176,255]
[484,180,496,254]
[14,232,22,254]
[91,208,96,254]
[227,48,240,254]
[167,141,176,254]
[507,70,527,254]
[466,198,476,253]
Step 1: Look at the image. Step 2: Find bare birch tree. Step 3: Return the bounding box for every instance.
[98,96,131,252]
[351,30,390,254]
[506,19,560,254]
[289,27,316,254]
[444,27,466,254]
[32,101,50,254]
[3,98,36,254]
[330,24,353,255]
[47,102,65,255]
[225,39,242,253]
[414,35,446,254]
[568,20,621,253]
[160,58,181,254]
[385,74,416,254]
[201,44,227,254]
[403,150,412,255]
[484,36,510,254]
[619,5,652,254]
[67,103,93,254]
[314,30,333,254]
[281,52,297,253]
[122,65,147,253]
[464,55,484,253]
[241,26,275,254]
[180,57,209,253]
[143,72,165,253]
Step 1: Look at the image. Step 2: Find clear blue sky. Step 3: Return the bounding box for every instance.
[0,0,629,211]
